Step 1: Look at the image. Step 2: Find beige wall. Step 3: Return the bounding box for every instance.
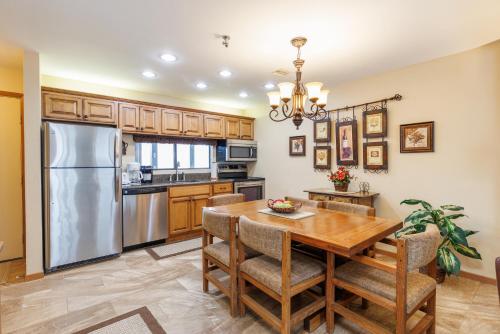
[0,65,23,92]
[252,40,500,279]
[41,75,245,116]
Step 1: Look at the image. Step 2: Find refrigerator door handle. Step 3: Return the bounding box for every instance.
[115,169,120,203]
[114,129,122,168]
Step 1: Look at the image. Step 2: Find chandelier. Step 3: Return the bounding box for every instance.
[267,37,329,129]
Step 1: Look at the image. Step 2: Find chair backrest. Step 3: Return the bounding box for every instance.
[323,201,375,217]
[238,215,285,261]
[400,224,441,271]
[207,193,245,207]
[284,196,323,208]
[202,208,233,240]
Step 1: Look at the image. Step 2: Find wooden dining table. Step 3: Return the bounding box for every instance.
[211,199,403,333]
[210,199,402,258]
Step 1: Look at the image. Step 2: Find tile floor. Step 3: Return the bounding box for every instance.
[0,249,498,333]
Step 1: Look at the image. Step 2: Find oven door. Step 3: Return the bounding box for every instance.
[227,144,257,162]
[234,181,265,201]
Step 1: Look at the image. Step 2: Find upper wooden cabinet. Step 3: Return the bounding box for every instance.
[43,92,83,120]
[161,109,183,136]
[119,103,140,132]
[139,106,160,133]
[204,115,225,138]
[183,112,204,137]
[240,119,254,140]
[41,88,254,139]
[83,98,117,124]
[225,117,240,139]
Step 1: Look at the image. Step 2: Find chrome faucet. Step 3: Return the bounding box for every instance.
[175,161,181,181]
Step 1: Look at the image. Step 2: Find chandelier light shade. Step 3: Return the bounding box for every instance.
[267,37,330,129]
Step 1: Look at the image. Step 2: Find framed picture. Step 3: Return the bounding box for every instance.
[289,135,306,156]
[335,120,358,166]
[314,119,331,143]
[400,121,434,153]
[313,146,331,169]
[363,141,388,170]
[363,108,387,138]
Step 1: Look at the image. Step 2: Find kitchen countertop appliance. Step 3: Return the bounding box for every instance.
[217,163,265,201]
[140,165,153,184]
[43,122,122,272]
[126,162,143,184]
[216,139,257,162]
[123,186,168,248]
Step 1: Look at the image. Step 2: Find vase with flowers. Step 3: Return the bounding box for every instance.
[328,166,353,192]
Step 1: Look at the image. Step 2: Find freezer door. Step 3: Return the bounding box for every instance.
[44,122,121,168]
[44,168,122,270]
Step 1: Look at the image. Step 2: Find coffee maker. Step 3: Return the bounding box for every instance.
[126,162,143,184]
[141,166,153,183]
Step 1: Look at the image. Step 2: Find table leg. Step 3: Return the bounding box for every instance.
[326,251,335,334]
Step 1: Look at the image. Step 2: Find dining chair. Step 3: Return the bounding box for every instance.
[201,209,240,316]
[238,215,326,334]
[323,200,375,216]
[326,224,441,334]
[284,196,323,208]
[207,193,245,207]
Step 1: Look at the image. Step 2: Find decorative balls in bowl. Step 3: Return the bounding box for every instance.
[267,199,302,214]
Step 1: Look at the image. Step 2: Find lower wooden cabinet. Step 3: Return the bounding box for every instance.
[168,184,212,236]
[191,194,210,230]
[168,196,192,235]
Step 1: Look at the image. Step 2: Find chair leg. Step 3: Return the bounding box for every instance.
[281,295,291,334]
[202,252,209,293]
[326,252,335,334]
[230,266,238,317]
[395,312,407,334]
[427,290,436,334]
[238,274,246,317]
[361,298,369,309]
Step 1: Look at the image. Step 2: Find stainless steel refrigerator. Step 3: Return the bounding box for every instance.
[43,122,122,272]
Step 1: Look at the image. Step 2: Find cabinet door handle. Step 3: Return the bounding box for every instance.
[83,114,88,119]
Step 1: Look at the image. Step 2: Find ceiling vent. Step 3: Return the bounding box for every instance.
[272,69,289,77]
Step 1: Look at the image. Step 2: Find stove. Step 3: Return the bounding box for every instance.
[217,163,265,201]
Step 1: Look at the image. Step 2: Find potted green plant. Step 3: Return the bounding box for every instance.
[396,199,481,283]
[328,166,353,192]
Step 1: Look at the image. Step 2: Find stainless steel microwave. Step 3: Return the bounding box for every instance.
[216,139,257,162]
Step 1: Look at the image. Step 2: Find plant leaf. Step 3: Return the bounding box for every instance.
[440,204,464,211]
[395,224,427,238]
[404,210,432,223]
[453,243,482,259]
[448,225,468,246]
[401,199,432,210]
[463,229,478,237]
[437,247,461,275]
[444,214,467,220]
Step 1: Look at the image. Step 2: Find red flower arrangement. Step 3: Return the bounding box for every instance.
[328,167,354,191]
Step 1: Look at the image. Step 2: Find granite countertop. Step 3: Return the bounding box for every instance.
[123,177,265,190]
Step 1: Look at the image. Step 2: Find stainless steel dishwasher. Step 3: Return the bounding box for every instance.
[123,186,168,248]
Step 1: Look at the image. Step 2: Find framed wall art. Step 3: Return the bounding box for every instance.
[335,120,358,166]
[313,119,331,143]
[313,146,331,169]
[400,121,434,153]
[289,135,306,156]
[363,108,387,138]
[363,141,388,170]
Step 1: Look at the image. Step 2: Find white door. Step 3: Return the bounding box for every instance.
[0,96,23,261]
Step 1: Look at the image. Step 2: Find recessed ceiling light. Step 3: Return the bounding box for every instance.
[196,82,208,89]
[239,91,248,98]
[160,53,177,62]
[219,70,232,78]
[264,83,275,89]
[142,70,156,78]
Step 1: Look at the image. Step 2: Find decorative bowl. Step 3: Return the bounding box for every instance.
[267,199,302,214]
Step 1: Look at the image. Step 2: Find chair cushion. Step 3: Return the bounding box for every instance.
[335,261,436,312]
[204,241,260,267]
[239,251,326,294]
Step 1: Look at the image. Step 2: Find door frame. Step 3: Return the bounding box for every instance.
[0,90,25,261]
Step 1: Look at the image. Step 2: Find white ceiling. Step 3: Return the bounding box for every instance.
[0,0,499,110]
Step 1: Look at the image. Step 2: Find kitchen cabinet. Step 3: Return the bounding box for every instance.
[225,117,240,139]
[43,92,83,120]
[240,119,254,140]
[204,115,225,138]
[212,182,233,194]
[119,103,140,132]
[139,106,160,133]
[168,184,211,236]
[183,112,204,137]
[161,109,183,135]
[83,98,117,124]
